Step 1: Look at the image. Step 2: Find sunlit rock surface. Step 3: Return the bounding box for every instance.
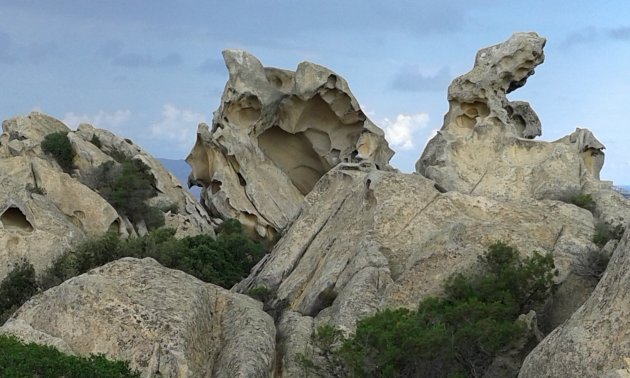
[187,50,394,240]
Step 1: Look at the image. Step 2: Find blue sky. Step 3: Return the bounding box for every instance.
[0,1,628,184]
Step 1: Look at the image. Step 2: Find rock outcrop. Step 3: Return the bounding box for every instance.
[0,112,216,281]
[235,164,598,376]
[416,32,606,202]
[187,50,394,240]
[0,258,276,378]
[519,227,630,377]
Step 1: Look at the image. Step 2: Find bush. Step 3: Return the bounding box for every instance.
[568,193,596,212]
[246,286,273,303]
[301,242,557,378]
[41,132,75,173]
[573,248,610,281]
[86,159,164,230]
[0,260,38,325]
[25,183,46,195]
[39,220,266,291]
[90,134,102,148]
[593,223,625,247]
[0,335,139,377]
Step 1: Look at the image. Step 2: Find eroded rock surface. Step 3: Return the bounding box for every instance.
[519,227,630,378]
[0,112,216,281]
[235,164,597,376]
[0,258,276,378]
[187,50,393,240]
[416,32,606,201]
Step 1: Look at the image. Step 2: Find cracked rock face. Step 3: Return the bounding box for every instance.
[416,32,605,201]
[519,228,630,378]
[0,258,276,378]
[0,112,215,281]
[235,165,597,377]
[187,50,394,240]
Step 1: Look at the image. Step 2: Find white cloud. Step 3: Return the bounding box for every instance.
[150,104,206,149]
[382,113,430,150]
[63,109,131,131]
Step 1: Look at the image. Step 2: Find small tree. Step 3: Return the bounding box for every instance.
[0,260,38,324]
[41,132,75,172]
[304,242,558,378]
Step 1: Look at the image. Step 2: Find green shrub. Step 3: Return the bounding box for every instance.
[25,183,46,195]
[41,132,75,172]
[301,242,557,378]
[246,286,273,303]
[39,220,266,291]
[0,260,38,325]
[86,159,164,230]
[90,134,102,148]
[568,193,595,212]
[593,223,625,247]
[0,335,139,377]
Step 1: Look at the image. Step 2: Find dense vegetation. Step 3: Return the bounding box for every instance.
[300,242,558,378]
[0,335,139,377]
[86,159,164,230]
[0,219,265,326]
[0,260,38,324]
[41,132,75,172]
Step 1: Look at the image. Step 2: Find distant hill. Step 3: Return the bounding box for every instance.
[158,158,201,198]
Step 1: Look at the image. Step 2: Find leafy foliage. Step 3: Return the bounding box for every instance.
[301,242,558,378]
[0,260,38,324]
[593,223,625,247]
[0,335,139,377]
[85,159,164,230]
[41,132,75,172]
[39,219,265,291]
[568,193,596,212]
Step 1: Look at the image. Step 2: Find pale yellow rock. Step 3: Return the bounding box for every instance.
[1,258,276,378]
[235,165,597,376]
[187,50,394,240]
[519,227,630,378]
[416,33,606,202]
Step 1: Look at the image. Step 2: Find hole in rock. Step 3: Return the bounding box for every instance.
[226,95,262,128]
[1,207,34,231]
[258,126,332,195]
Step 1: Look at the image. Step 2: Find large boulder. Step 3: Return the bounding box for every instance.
[519,227,630,377]
[0,155,119,281]
[0,112,217,280]
[186,50,394,240]
[416,32,605,201]
[234,164,597,376]
[0,258,276,378]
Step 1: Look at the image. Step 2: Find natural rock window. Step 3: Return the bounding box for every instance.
[0,206,34,231]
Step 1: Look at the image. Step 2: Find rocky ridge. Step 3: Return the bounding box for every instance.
[0,113,215,281]
[1,32,629,378]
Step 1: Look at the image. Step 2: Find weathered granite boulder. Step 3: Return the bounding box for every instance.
[0,112,216,280]
[416,32,605,201]
[519,226,630,377]
[0,258,276,378]
[186,50,394,240]
[235,164,597,376]
[0,155,119,281]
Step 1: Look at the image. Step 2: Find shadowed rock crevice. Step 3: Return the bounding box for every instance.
[0,206,33,231]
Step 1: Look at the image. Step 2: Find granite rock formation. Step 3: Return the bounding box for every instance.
[0,258,276,377]
[519,228,630,377]
[186,50,394,240]
[416,32,606,202]
[0,112,215,281]
[235,164,598,376]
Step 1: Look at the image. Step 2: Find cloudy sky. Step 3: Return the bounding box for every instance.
[1,1,628,184]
